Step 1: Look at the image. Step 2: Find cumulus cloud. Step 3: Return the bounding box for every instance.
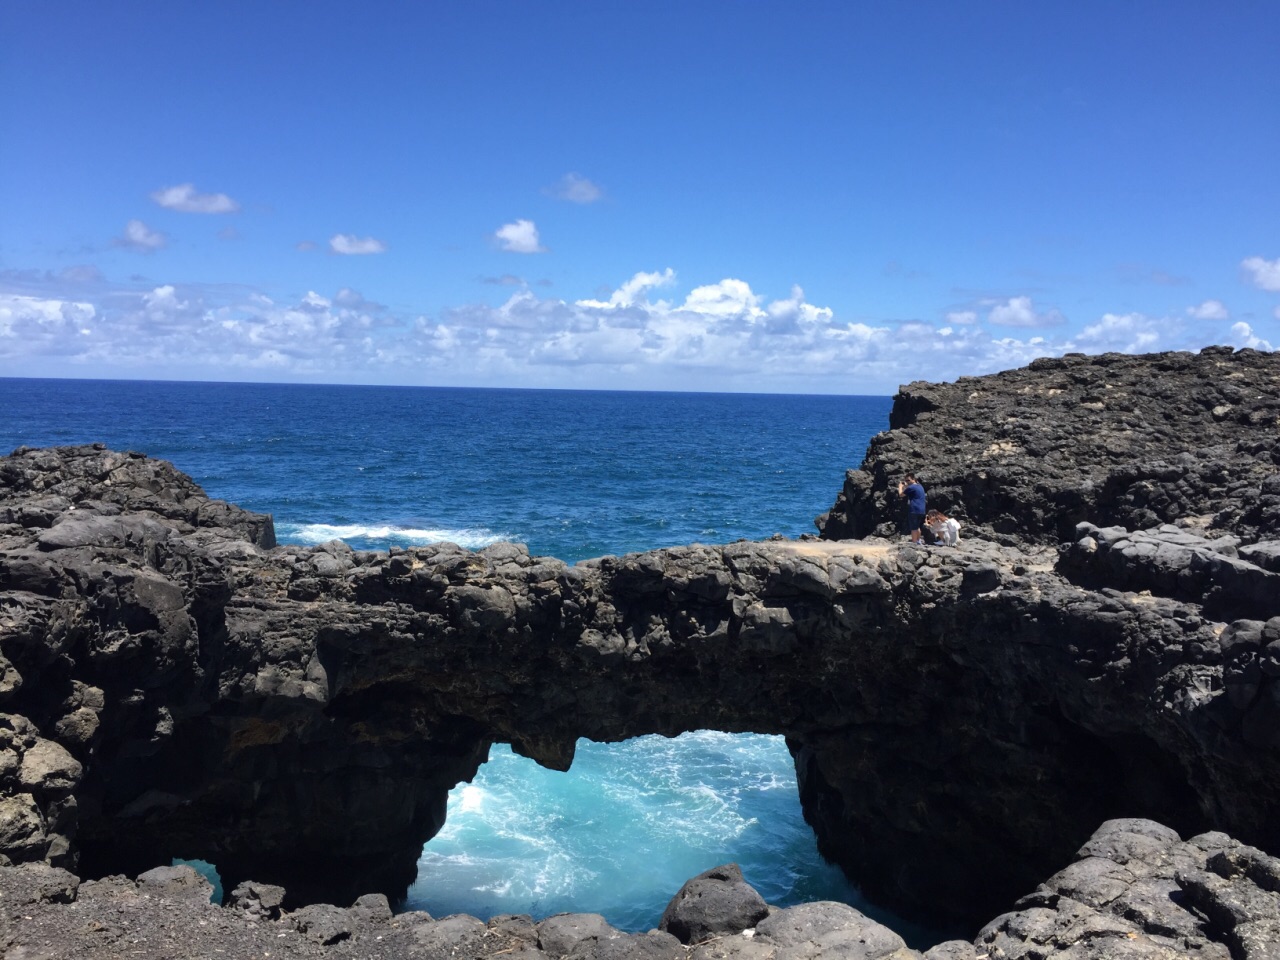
[1186,299,1229,321]
[986,296,1064,328]
[114,219,168,251]
[1242,256,1280,292]
[946,310,978,325]
[330,234,387,255]
[766,286,835,333]
[495,220,546,254]
[576,269,675,309]
[1074,312,1163,353]
[150,183,240,214]
[0,294,96,346]
[682,279,764,320]
[548,173,603,204]
[2,265,1271,390]
[410,274,1062,390]
[1229,321,1274,351]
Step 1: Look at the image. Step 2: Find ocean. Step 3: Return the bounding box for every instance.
[1,378,924,938]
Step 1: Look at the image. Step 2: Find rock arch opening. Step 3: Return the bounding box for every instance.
[405,732,865,931]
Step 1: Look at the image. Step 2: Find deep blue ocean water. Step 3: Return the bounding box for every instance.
[0,378,936,940]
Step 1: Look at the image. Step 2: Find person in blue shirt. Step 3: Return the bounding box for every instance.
[897,473,927,543]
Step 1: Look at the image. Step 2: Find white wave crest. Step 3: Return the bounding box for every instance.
[277,521,511,550]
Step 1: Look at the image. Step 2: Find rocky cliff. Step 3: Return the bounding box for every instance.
[816,345,1280,548]
[2,346,1279,954]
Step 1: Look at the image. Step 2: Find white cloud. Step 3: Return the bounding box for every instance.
[0,294,96,344]
[682,279,764,320]
[410,277,1076,391]
[1229,321,1274,351]
[495,220,546,254]
[4,265,1269,390]
[1186,299,1229,321]
[946,310,978,325]
[766,286,835,332]
[576,269,676,309]
[330,234,387,255]
[548,173,603,204]
[987,295,1064,328]
[150,183,240,214]
[1074,312,1163,353]
[115,219,168,251]
[1242,256,1280,291]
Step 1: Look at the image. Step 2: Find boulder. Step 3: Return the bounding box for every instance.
[659,863,770,944]
[538,913,622,957]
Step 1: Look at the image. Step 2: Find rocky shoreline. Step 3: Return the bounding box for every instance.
[4,816,1280,959]
[2,345,1279,957]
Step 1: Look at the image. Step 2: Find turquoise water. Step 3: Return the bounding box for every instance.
[408,734,862,929]
[2,378,907,934]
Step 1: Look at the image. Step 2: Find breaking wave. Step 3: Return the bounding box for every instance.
[276,521,512,551]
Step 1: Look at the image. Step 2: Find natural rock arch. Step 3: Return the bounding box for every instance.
[2,347,1279,929]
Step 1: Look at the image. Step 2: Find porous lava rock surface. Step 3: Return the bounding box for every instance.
[1,346,1279,955]
[816,345,1280,547]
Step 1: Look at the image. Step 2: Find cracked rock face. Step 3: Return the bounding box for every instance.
[975,818,1280,960]
[1,347,1279,942]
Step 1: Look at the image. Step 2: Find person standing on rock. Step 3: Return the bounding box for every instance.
[897,473,926,543]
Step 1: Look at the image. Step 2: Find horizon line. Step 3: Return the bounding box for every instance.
[0,373,896,401]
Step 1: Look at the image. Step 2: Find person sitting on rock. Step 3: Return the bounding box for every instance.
[925,508,961,546]
[897,473,927,543]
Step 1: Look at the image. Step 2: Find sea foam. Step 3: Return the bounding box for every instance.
[406,732,863,932]
[277,521,510,551]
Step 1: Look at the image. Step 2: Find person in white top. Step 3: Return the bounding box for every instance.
[925,509,961,546]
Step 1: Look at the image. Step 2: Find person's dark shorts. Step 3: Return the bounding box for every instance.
[906,511,925,533]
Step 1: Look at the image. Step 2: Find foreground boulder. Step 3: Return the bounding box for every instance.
[976,818,1280,960]
[659,864,769,945]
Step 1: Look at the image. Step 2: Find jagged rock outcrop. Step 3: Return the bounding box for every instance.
[975,818,1280,960]
[816,345,1280,546]
[1,346,1279,939]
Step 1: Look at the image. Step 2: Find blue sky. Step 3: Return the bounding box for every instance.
[2,2,1277,394]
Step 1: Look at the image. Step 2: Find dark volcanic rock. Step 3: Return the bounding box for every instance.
[0,859,917,959]
[976,818,1280,960]
[659,863,769,945]
[817,346,1280,547]
[1,346,1279,941]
